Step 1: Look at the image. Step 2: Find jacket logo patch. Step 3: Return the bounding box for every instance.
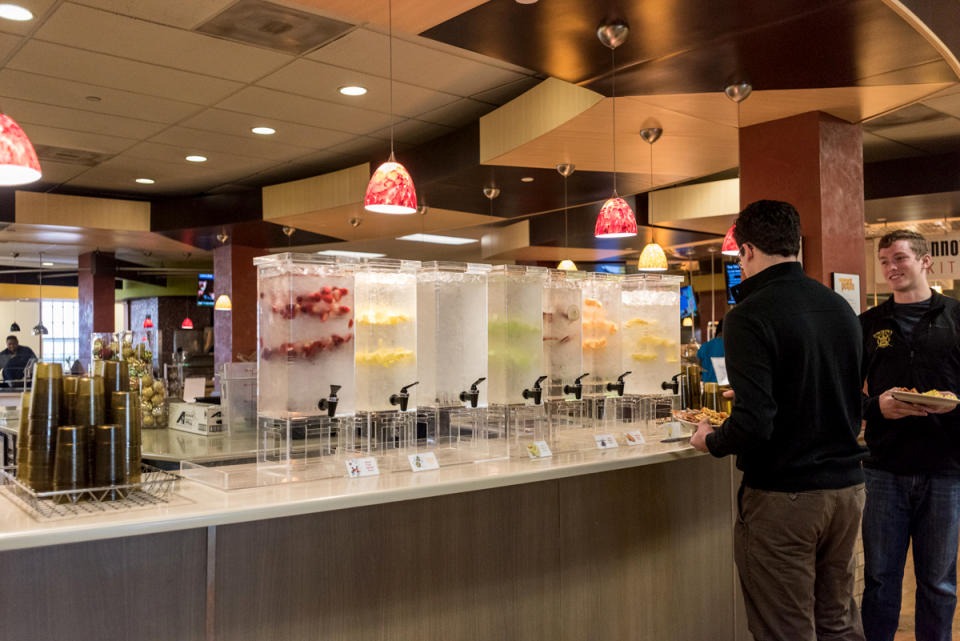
[874,329,893,349]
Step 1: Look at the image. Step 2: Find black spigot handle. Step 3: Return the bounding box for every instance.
[533,375,547,389]
[470,377,486,391]
[329,384,341,398]
[617,371,632,383]
[574,372,590,385]
[401,381,419,394]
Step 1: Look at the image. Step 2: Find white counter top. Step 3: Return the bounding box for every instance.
[0,431,699,552]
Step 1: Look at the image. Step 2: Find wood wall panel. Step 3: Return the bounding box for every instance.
[0,529,207,641]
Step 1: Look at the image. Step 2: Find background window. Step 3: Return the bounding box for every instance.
[40,300,79,367]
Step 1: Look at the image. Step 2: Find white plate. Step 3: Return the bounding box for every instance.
[890,390,960,409]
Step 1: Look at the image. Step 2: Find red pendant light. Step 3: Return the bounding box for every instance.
[363,0,416,215]
[143,314,154,329]
[0,114,41,186]
[595,197,638,238]
[181,318,194,330]
[594,21,637,239]
[364,155,417,214]
[721,224,739,256]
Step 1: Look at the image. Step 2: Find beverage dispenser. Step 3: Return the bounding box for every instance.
[581,273,629,427]
[543,269,587,439]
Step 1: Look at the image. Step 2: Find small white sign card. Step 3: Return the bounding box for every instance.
[624,430,646,446]
[345,456,380,478]
[183,377,206,402]
[833,272,861,314]
[526,440,553,459]
[408,451,440,472]
[712,357,729,386]
[594,433,619,449]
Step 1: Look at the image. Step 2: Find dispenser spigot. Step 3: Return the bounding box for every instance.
[563,372,590,401]
[522,376,548,405]
[459,377,486,408]
[317,384,342,418]
[606,371,632,397]
[662,373,681,395]
[389,381,419,412]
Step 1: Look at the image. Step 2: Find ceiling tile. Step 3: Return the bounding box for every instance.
[3,97,167,139]
[22,122,136,154]
[72,0,235,29]
[0,0,56,36]
[923,91,960,120]
[470,76,543,105]
[35,3,293,82]
[8,40,243,105]
[417,98,492,127]
[235,149,365,187]
[33,159,91,185]
[121,141,274,173]
[148,126,315,161]
[0,69,200,123]
[178,109,356,150]
[369,119,454,145]
[257,58,460,118]
[308,28,532,97]
[217,86,392,134]
[0,31,21,58]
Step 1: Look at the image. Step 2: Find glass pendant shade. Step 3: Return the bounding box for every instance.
[594,196,638,238]
[721,224,739,256]
[557,259,578,271]
[364,159,417,214]
[181,318,194,329]
[214,294,232,311]
[9,321,19,332]
[0,114,41,186]
[637,243,668,271]
[32,322,48,336]
[143,315,154,329]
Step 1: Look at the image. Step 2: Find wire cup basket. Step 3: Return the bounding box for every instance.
[0,464,178,521]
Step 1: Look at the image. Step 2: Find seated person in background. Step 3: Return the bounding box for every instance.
[0,335,36,386]
[697,320,725,383]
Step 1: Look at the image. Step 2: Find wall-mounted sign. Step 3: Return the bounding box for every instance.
[833,273,861,314]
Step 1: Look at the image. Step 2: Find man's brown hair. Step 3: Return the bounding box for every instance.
[878,229,928,259]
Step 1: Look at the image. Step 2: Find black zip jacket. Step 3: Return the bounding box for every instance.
[706,262,867,491]
[860,291,960,474]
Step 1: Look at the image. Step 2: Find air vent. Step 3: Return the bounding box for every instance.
[197,0,354,55]
[33,145,114,167]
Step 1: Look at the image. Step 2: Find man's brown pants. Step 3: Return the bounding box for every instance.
[735,484,866,641]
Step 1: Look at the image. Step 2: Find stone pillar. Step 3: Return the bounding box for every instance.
[739,111,866,310]
[78,251,115,371]
[213,245,263,380]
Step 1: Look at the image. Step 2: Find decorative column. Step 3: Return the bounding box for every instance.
[739,111,866,310]
[78,251,115,371]
[213,244,263,379]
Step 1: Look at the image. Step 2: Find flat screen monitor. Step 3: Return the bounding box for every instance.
[679,285,697,318]
[725,263,742,304]
[595,263,626,275]
[197,273,215,307]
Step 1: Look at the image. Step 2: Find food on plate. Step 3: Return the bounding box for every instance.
[892,387,958,400]
[672,407,729,426]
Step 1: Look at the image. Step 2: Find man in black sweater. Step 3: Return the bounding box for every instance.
[691,200,867,641]
[859,230,960,641]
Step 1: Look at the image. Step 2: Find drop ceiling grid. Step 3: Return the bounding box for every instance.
[2,96,169,139]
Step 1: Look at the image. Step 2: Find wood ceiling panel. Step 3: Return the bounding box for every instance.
[179,109,356,150]
[290,0,486,38]
[217,86,393,134]
[148,127,316,162]
[0,223,207,257]
[8,41,243,105]
[0,69,199,124]
[73,0,235,30]
[36,3,293,82]
[257,58,461,119]
[0,0,56,36]
[3,97,167,139]
[307,28,533,97]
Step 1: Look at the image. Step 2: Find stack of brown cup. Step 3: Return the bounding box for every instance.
[53,426,89,504]
[94,360,129,425]
[92,424,125,500]
[73,376,105,484]
[61,376,78,427]
[24,363,63,492]
[15,391,31,482]
[111,391,142,484]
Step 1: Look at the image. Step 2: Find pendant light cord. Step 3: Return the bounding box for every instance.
[388,0,395,159]
[563,174,569,247]
[611,46,617,196]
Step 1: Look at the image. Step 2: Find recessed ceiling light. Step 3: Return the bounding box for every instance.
[41,261,53,267]
[515,0,538,3]
[251,126,276,135]
[397,233,478,246]
[135,178,155,184]
[0,4,33,21]
[520,176,534,183]
[185,155,207,163]
[85,95,101,102]
[316,249,386,259]
[339,85,367,97]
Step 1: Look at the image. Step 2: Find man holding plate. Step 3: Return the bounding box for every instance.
[860,230,960,641]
